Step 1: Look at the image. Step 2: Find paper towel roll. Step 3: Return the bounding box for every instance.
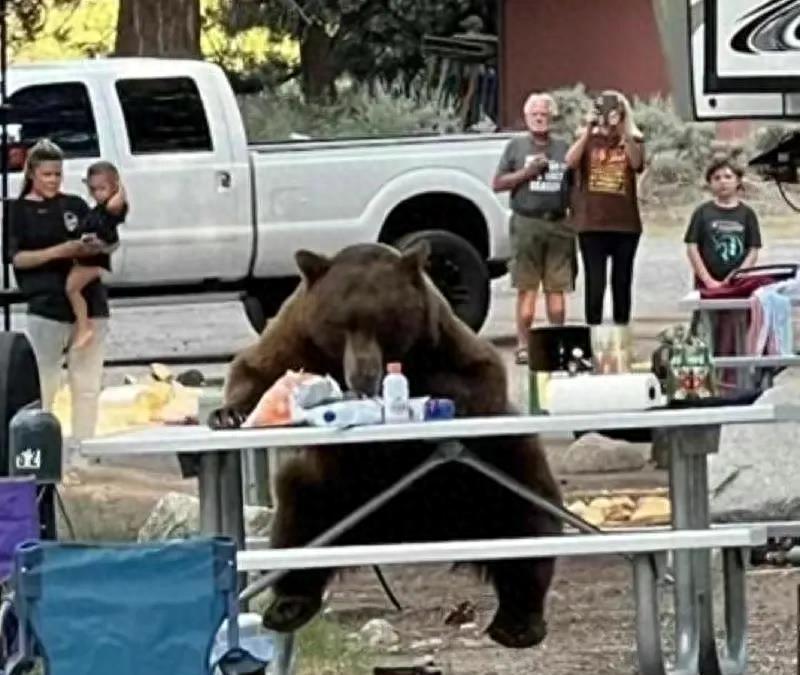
[546,373,664,414]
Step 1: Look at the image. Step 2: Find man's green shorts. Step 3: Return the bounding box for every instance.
[508,213,577,293]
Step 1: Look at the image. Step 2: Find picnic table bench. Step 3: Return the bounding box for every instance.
[79,403,800,675]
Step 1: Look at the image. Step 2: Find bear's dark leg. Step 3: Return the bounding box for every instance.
[485,557,556,649]
[261,456,344,633]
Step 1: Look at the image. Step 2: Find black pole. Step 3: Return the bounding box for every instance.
[0,0,9,332]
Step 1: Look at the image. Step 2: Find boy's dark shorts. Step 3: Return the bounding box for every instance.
[508,212,576,293]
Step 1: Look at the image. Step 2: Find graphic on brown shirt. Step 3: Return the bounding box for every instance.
[587,146,628,196]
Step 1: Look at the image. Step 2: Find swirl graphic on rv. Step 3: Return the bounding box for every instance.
[730,0,800,53]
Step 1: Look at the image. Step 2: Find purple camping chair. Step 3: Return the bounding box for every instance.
[0,478,39,582]
[0,478,40,668]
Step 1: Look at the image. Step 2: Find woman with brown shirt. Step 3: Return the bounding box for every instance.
[565,90,645,326]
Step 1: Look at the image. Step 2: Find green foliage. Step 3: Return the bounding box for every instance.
[549,83,592,138]
[10,0,294,67]
[294,616,374,675]
[9,0,81,53]
[11,0,116,60]
[240,78,461,142]
[223,0,496,96]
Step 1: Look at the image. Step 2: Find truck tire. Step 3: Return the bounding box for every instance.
[395,230,490,333]
[0,332,41,463]
[243,279,301,334]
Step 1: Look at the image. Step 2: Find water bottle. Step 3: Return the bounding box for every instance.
[382,362,410,423]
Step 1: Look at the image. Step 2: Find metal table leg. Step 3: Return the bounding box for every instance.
[719,547,749,672]
[271,632,296,675]
[198,452,222,534]
[220,450,248,601]
[733,312,750,392]
[667,424,721,675]
[698,311,715,352]
[633,552,688,675]
[663,423,751,675]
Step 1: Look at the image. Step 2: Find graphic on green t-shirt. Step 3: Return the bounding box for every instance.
[710,223,745,265]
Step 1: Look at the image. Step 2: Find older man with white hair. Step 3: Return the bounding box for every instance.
[492,92,575,365]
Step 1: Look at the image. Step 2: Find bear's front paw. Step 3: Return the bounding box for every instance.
[262,590,321,633]
[487,609,547,649]
[207,406,248,429]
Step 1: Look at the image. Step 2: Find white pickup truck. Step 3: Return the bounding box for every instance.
[1,57,515,332]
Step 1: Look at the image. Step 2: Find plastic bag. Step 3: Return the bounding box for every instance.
[241,371,342,428]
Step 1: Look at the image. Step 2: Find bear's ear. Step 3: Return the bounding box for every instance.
[399,240,431,277]
[295,250,332,286]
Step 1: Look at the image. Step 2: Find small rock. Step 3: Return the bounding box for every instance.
[359,618,399,648]
[560,433,647,474]
[710,369,800,521]
[458,622,478,632]
[567,500,587,517]
[137,492,273,541]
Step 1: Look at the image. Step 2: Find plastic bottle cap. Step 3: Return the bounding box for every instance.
[387,362,402,374]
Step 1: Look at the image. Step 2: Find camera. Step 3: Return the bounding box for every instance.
[592,93,620,126]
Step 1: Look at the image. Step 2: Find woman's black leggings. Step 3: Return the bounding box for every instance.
[578,231,641,326]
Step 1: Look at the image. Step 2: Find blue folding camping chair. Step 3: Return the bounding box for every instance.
[3,537,271,675]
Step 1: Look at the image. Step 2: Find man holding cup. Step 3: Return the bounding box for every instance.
[493,92,575,365]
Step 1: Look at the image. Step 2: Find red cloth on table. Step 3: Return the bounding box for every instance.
[698,275,778,299]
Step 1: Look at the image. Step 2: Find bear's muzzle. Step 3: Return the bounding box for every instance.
[343,331,383,396]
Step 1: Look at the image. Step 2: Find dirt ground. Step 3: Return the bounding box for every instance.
[319,551,800,675]
[294,457,799,675]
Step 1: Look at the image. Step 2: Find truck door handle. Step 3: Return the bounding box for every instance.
[216,170,232,189]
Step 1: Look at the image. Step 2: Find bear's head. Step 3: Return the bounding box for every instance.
[294,242,438,396]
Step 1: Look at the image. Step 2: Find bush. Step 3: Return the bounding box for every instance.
[239,78,461,142]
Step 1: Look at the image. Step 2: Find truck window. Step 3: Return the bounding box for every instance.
[115,77,213,154]
[7,82,100,169]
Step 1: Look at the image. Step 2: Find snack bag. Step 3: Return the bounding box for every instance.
[242,371,344,428]
[242,370,317,428]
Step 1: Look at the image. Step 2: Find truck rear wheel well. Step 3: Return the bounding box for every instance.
[379,192,489,259]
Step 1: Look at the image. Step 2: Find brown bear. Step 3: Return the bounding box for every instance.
[211,242,563,649]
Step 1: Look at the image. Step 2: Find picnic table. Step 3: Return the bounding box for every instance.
[79,403,800,675]
[679,290,800,391]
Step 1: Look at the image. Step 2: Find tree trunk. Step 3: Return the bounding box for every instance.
[299,23,338,102]
[114,0,201,58]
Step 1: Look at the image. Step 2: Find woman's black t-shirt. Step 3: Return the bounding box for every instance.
[9,194,110,322]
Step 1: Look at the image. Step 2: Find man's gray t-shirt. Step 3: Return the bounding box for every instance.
[495,134,570,217]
